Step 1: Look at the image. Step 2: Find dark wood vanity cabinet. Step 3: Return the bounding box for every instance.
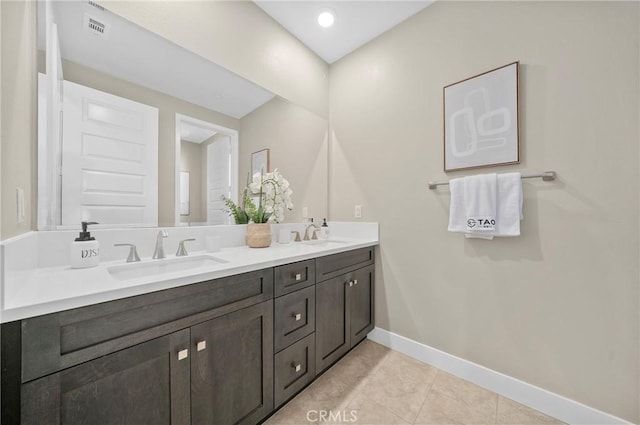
[273,247,376,407]
[21,329,192,425]
[1,246,376,425]
[18,301,274,425]
[315,248,375,374]
[272,261,317,408]
[191,301,273,425]
[2,269,274,425]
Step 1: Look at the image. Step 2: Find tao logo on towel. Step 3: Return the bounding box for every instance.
[467,218,495,229]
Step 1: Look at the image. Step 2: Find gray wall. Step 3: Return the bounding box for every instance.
[329,1,639,422]
[1,1,37,239]
[179,141,203,224]
[239,96,328,223]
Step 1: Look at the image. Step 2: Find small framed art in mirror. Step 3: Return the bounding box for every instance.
[251,149,270,176]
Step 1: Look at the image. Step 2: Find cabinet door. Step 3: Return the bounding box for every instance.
[315,274,350,374]
[21,329,191,425]
[350,265,375,347]
[191,301,274,425]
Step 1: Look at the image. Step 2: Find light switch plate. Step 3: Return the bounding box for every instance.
[16,188,25,224]
[354,205,362,219]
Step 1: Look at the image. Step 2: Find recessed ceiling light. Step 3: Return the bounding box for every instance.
[317,9,335,28]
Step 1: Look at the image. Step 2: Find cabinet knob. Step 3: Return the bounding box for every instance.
[354,279,358,285]
[348,281,353,287]
[178,349,189,361]
[295,273,302,281]
[292,362,302,372]
[197,340,207,351]
[292,313,302,321]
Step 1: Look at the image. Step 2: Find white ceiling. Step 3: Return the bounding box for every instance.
[255,1,434,64]
[180,121,218,144]
[44,0,434,120]
[48,1,275,119]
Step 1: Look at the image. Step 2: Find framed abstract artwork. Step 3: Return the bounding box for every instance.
[443,61,519,172]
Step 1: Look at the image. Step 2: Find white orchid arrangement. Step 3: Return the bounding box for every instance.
[222,169,293,224]
[248,169,294,223]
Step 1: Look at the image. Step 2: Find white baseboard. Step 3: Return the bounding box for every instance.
[367,327,631,425]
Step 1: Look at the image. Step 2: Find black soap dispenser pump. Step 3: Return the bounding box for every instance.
[321,218,329,237]
[70,221,100,269]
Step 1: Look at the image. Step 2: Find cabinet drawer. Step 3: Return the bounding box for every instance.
[21,268,274,382]
[274,286,315,352]
[274,333,315,408]
[315,247,374,282]
[274,259,315,296]
[21,329,191,425]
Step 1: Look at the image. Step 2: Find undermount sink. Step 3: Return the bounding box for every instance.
[301,239,348,247]
[108,255,228,281]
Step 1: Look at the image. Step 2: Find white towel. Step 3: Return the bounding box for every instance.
[492,172,523,236]
[447,177,466,233]
[448,172,523,239]
[464,173,497,233]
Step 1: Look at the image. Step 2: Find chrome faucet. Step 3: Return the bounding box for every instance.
[303,223,320,241]
[114,243,141,263]
[176,238,195,257]
[152,230,169,259]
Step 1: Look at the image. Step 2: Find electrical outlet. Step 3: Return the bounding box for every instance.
[302,206,308,219]
[354,205,362,219]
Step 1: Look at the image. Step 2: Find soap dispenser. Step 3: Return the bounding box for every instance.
[70,221,100,269]
[321,218,329,238]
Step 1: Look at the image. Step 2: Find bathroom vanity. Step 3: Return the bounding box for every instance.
[0,229,377,425]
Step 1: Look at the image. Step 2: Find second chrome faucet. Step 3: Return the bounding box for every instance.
[152,230,169,259]
[116,230,197,263]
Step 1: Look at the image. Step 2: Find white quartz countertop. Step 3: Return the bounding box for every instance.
[1,235,378,323]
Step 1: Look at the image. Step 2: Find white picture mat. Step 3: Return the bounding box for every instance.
[444,62,519,171]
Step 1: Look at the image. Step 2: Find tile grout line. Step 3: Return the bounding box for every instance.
[411,368,441,425]
[352,354,417,425]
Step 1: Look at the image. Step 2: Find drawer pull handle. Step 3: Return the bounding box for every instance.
[178,349,189,361]
[197,340,207,351]
[293,313,302,321]
[295,273,302,281]
[292,362,302,372]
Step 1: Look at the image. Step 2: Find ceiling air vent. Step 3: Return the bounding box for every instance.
[83,13,109,38]
[87,1,105,12]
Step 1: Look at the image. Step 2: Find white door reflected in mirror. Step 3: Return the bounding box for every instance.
[58,79,159,227]
[175,114,238,226]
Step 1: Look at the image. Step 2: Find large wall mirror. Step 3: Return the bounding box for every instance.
[37,1,328,230]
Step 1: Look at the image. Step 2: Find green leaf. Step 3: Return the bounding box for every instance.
[221,195,249,224]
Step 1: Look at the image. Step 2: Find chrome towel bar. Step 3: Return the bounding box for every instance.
[428,171,556,190]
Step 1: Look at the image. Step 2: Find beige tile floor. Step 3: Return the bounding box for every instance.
[265,340,565,425]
